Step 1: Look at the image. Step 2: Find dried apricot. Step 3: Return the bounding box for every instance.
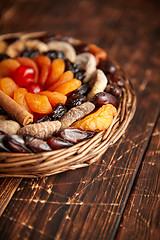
[14,88,32,113]
[48,70,74,91]
[53,78,81,95]
[0,77,19,98]
[88,44,107,65]
[39,91,67,107]
[26,93,52,114]
[33,55,51,86]
[0,59,20,78]
[16,57,39,83]
[45,59,65,88]
[72,104,117,131]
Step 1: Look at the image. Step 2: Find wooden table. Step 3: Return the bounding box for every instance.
[0,0,159,239]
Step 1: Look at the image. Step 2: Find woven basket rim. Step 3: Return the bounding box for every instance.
[0,32,137,178]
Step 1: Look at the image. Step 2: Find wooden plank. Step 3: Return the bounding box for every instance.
[116,115,160,240]
[0,178,22,217]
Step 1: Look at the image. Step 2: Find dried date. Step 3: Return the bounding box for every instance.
[47,137,73,149]
[24,135,52,153]
[93,92,118,108]
[3,135,31,153]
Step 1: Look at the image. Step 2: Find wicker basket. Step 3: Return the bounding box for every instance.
[0,32,136,178]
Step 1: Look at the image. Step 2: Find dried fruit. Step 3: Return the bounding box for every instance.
[57,128,95,143]
[0,59,20,78]
[26,93,52,114]
[0,120,21,134]
[48,70,74,91]
[92,92,118,108]
[39,91,67,107]
[45,58,65,88]
[47,137,73,149]
[66,92,86,107]
[48,103,67,120]
[0,77,19,98]
[20,48,40,58]
[98,60,116,74]
[24,135,52,152]
[88,43,107,65]
[105,84,122,98]
[72,104,117,131]
[18,120,61,139]
[33,55,51,86]
[60,102,95,129]
[43,50,65,61]
[16,57,39,83]
[14,88,32,113]
[53,78,81,95]
[26,83,43,94]
[13,65,35,87]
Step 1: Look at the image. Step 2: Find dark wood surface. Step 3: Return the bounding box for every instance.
[0,0,159,239]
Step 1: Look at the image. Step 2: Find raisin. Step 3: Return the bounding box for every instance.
[57,128,95,143]
[73,84,90,95]
[36,115,51,123]
[74,71,86,81]
[66,93,87,107]
[0,54,10,62]
[3,135,31,153]
[48,103,67,120]
[47,137,73,149]
[93,92,118,108]
[24,135,52,153]
[44,50,65,61]
[20,48,40,58]
[65,59,80,73]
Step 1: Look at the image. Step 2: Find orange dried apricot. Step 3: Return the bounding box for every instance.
[0,59,20,78]
[33,55,51,86]
[45,59,65,89]
[53,78,81,95]
[48,70,74,91]
[14,88,32,113]
[72,104,117,131]
[88,43,107,65]
[0,77,19,98]
[16,57,39,83]
[26,93,52,114]
[39,91,67,107]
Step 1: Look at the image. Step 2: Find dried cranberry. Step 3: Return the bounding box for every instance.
[47,137,73,149]
[93,92,118,108]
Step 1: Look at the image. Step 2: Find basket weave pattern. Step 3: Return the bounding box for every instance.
[0,32,136,178]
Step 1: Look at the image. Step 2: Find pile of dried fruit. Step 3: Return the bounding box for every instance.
[0,33,124,153]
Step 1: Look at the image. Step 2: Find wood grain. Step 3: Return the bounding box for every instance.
[0,0,160,239]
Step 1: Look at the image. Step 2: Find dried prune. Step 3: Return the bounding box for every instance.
[44,50,65,61]
[57,128,95,143]
[3,135,31,153]
[98,60,116,74]
[105,84,122,98]
[93,92,118,108]
[0,54,10,62]
[66,93,87,107]
[48,103,67,120]
[107,73,124,87]
[24,135,52,152]
[20,48,40,58]
[47,137,73,149]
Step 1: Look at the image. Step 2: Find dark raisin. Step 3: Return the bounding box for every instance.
[24,135,52,153]
[74,71,86,81]
[98,60,116,74]
[73,84,90,95]
[0,106,7,115]
[57,128,95,143]
[5,37,19,44]
[93,92,118,108]
[0,54,11,62]
[49,104,67,120]
[36,115,51,123]
[3,135,31,153]
[107,73,124,87]
[65,59,80,73]
[20,48,40,58]
[105,84,122,98]
[38,33,56,43]
[43,50,65,61]
[73,43,89,54]
[47,137,73,149]
[66,93,87,107]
